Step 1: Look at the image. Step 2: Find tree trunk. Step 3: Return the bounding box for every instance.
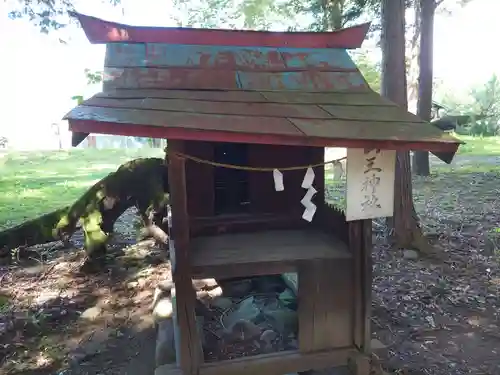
[152,138,162,148]
[0,158,170,261]
[412,0,435,176]
[328,0,344,30]
[380,0,431,253]
[407,0,421,115]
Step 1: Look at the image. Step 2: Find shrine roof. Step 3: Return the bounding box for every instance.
[68,12,370,48]
[64,12,461,157]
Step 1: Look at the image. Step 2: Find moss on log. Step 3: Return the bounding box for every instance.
[0,157,170,260]
[0,207,72,252]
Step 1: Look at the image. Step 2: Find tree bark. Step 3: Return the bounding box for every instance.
[380,0,431,253]
[152,138,162,148]
[407,0,422,115]
[0,158,170,261]
[412,0,435,176]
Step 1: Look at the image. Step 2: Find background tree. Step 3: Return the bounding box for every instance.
[353,50,381,92]
[467,74,500,136]
[380,0,430,252]
[283,0,378,31]
[7,0,121,33]
[51,122,63,149]
[440,74,500,136]
[410,0,475,176]
[411,0,435,176]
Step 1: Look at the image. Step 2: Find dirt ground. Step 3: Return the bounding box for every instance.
[1,154,500,375]
[370,155,500,375]
[0,209,165,375]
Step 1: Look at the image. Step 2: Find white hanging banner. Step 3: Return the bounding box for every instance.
[301,167,315,189]
[273,169,284,191]
[346,148,396,221]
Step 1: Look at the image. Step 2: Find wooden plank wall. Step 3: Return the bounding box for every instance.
[184,141,214,217]
[183,142,325,219]
[248,144,324,215]
[298,259,353,352]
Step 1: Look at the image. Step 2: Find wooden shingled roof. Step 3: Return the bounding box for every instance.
[64,12,461,158]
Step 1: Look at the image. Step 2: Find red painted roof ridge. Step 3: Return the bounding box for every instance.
[69,11,370,49]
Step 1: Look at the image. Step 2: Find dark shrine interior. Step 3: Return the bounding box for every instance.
[213,142,250,215]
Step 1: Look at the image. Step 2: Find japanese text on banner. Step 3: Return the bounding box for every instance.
[345,148,396,221]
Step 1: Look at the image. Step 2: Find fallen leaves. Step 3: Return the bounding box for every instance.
[367,157,500,375]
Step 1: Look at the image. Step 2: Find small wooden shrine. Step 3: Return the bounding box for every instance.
[64,12,461,375]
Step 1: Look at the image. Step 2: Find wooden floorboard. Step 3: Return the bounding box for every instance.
[190,229,350,274]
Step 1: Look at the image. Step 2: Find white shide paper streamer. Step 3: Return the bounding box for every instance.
[273,169,284,191]
[301,167,315,189]
[301,185,317,222]
[300,186,317,206]
[302,203,317,222]
[270,166,319,221]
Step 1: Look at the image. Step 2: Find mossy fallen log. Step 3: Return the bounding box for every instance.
[0,157,170,260]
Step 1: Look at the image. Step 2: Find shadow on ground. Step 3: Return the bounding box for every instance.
[0,218,170,375]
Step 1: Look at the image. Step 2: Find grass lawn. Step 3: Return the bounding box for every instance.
[454,134,500,155]
[0,148,164,229]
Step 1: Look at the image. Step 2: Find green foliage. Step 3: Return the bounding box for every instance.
[85,68,103,85]
[7,0,70,34]
[297,0,380,31]
[237,0,286,29]
[167,0,380,31]
[467,75,500,136]
[7,0,122,34]
[352,51,381,91]
[5,0,472,36]
[170,0,239,28]
[439,74,500,136]
[71,95,84,105]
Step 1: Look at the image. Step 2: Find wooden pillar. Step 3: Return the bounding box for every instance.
[167,140,202,375]
[298,259,352,352]
[349,219,372,374]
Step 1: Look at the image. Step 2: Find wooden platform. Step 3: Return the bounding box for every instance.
[154,348,360,375]
[190,229,350,278]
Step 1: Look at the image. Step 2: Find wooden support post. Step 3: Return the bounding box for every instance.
[167,140,202,375]
[298,259,352,352]
[349,219,372,375]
